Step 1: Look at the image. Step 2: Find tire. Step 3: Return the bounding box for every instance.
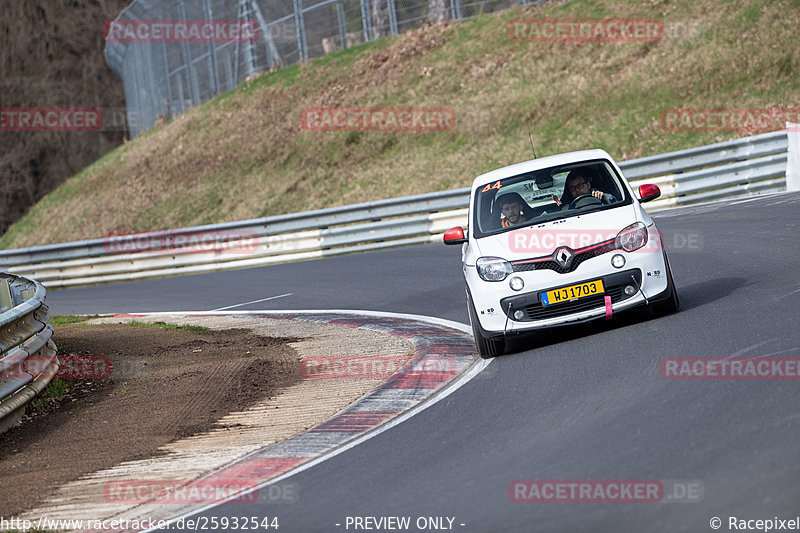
[652,252,680,316]
[467,293,505,359]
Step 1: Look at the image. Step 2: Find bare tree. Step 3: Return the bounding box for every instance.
[0,0,129,242]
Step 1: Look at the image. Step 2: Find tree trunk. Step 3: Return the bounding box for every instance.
[427,0,447,24]
[372,0,389,38]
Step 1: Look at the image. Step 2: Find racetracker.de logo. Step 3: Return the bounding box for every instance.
[510,480,663,502]
[0,354,112,380]
[104,229,258,255]
[300,355,410,379]
[1,108,102,131]
[104,19,258,43]
[660,108,800,133]
[508,18,663,42]
[300,108,456,132]
[507,228,664,255]
[103,480,259,504]
[661,357,800,380]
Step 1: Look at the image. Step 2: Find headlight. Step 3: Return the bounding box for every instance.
[476,257,513,281]
[616,222,648,252]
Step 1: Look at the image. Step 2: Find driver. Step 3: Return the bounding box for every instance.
[561,170,616,206]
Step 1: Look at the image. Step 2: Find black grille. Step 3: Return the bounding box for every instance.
[500,270,642,322]
[522,285,626,320]
[512,240,617,274]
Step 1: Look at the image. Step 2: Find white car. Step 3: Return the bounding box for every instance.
[444,149,679,358]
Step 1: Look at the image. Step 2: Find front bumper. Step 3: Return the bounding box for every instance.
[466,244,669,335]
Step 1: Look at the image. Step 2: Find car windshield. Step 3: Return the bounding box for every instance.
[472,159,631,238]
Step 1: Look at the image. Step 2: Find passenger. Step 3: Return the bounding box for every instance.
[497,194,527,228]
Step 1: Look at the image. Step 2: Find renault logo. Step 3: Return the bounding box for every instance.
[554,247,574,269]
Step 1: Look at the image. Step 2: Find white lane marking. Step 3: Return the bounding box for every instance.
[653,191,798,218]
[140,309,486,532]
[209,293,293,311]
[729,339,776,357]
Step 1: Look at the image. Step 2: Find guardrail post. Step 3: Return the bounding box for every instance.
[787,122,800,191]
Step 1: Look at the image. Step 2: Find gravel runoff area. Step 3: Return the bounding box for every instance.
[1,315,413,523]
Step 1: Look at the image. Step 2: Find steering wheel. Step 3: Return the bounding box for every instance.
[568,193,603,210]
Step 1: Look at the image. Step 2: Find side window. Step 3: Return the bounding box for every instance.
[595,165,623,202]
[477,191,499,233]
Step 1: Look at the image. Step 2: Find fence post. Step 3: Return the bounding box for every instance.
[450,0,462,21]
[250,1,281,69]
[156,1,173,117]
[159,37,173,117]
[360,0,373,42]
[293,0,307,61]
[177,0,200,105]
[235,0,256,82]
[336,2,348,48]
[387,0,398,35]
[204,0,221,93]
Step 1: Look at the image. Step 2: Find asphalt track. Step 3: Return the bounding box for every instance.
[47,192,800,532]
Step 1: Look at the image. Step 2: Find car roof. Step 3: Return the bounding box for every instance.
[471,149,615,189]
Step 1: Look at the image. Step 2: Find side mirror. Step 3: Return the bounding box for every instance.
[638,184,661,203]
[443,226,468,245]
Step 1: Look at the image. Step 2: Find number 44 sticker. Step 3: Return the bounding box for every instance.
[481,181,502,193]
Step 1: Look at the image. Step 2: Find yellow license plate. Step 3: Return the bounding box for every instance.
[541,280,604,306]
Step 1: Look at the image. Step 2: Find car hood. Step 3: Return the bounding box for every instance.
[474,204,639,261]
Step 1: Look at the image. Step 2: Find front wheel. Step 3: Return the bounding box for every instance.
[651,253,680,316]
[467,293,505,359]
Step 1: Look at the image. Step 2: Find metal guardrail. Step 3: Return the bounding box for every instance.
[620,129,788,210]
[0,130,788,287]
[0,272,58,433]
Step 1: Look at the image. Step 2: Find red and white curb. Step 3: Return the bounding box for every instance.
[100,310,489,531]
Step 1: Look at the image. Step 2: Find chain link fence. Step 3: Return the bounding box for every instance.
[105,0,546,137]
